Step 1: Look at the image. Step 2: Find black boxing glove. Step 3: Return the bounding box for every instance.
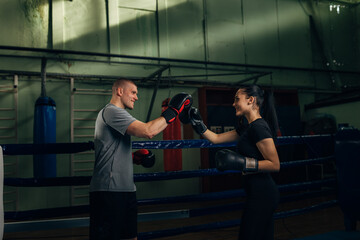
[215,149,258,172]
[189,107,207,135]
[161,93,192,124]
[179,106,191,124]
[132,149,155,168]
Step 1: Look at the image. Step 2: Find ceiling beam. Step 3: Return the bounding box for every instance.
[318,0,360,5]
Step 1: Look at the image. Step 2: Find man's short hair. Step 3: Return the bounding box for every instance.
[112,79,136,93]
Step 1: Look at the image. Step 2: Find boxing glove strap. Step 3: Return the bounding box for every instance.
[161,108,177,123]
[244,157,258,172]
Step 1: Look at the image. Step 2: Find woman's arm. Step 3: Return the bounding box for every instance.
[202,129,239,144]
[187,107,239,144]
[256,138,280,172]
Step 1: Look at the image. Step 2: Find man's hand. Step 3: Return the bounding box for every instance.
[161,93,192,123]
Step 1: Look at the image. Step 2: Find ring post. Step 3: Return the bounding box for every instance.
[0,146,4,239]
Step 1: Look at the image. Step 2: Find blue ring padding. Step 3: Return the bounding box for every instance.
[0,134,333,155]
[3,156,334,187]
[137,200,338,240]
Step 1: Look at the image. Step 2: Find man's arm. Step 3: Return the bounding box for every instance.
[127,92,192,139]
[126,117,168,139]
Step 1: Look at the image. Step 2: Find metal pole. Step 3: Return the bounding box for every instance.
[1,45,359,75]
[41,58,47,97]
[145,65,170,122]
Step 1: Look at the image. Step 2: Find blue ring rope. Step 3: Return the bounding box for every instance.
[0,134,333,155]
[3,199,337,236]
[4,178,336,220]
[139,178,336,206]
[3,156,335,187]
[0,134,337,236]
[137,200,338,240]
[188,188,335,218]
[133,134,333,149]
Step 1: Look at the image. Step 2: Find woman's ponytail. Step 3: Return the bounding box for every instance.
[261,89,279,138]
[239,84,279,138]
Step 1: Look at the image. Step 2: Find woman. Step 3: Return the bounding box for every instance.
[181,84,280,240]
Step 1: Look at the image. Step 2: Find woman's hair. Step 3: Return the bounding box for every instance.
[239,84,279,138]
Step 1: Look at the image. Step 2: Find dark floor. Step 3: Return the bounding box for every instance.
[3,195,360,240]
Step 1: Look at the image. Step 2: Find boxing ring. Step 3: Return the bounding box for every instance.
[0,128,359,239]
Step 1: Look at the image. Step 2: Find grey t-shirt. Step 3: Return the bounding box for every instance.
[89,104,137,192]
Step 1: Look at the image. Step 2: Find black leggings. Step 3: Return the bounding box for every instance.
[238,173,279,240]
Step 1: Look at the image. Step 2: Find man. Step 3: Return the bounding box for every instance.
[89,79,191,240]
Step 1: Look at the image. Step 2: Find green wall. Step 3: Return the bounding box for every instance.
[306,101,360,130]
[0,0,359,211]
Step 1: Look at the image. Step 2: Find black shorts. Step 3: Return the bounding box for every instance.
[89,191,137,240]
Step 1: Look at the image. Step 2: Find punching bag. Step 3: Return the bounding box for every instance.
[33,58,57,178]
[162,98,182,171]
